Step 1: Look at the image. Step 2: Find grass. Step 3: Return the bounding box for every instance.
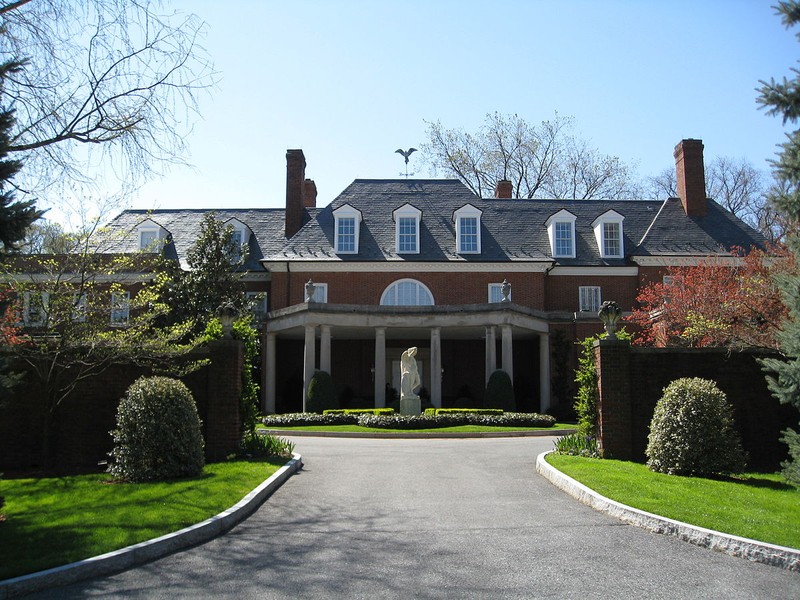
[546,454,800,549]
[258,423,575,434]
[0,458,285,581]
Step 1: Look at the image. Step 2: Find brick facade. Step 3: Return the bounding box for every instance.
[0,341,244,472]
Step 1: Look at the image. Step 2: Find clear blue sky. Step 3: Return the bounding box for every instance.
[130,0,797,211]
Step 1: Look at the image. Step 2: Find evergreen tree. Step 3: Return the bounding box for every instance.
[169,213,247,334]
[0,59,42,254]
[758,0,800,483]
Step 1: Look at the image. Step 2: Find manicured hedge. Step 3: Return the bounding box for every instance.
[424,408,504,416]
[357,412,556,429]
[262,411,556,429]
[262,413,358,427]
[324,408,395,416]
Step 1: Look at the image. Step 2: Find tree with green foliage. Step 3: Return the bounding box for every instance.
[3,231,201,467]
[758,0,800,484]
[168,213,248,335]
[306,370,337,414]
[0,59,43,255]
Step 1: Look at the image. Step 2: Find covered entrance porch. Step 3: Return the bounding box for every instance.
[264,303,551,414]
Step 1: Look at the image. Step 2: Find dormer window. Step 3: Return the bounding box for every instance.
[333,204,363,254]
[545,210,576,258]
[224,219,251,260]
[453,204,482,254]
[136,219,167,252]
[393,203,422,254]
[592,210,625,259]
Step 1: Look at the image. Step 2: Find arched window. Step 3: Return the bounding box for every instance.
[380,279,434,306]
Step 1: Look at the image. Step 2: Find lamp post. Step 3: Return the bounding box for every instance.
[598,300,622,339]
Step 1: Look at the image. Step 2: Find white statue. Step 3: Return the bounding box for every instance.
[400,346,421,400]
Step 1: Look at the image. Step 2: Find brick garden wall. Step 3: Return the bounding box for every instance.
[594,341,797,470]
[0,339,243,472]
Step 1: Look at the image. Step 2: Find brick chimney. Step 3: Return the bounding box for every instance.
[674,139,707,217]
[285,149,306,239]
[303,179,317,208]
[495,180,513,199]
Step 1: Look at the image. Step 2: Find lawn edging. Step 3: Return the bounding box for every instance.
[535,451,800,572]
[0,453,303,599]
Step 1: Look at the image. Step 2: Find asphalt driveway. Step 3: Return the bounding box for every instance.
[29,436,800,599]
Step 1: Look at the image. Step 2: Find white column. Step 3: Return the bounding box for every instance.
[430,327,442,408]
[374,327,386,408]
[501,325,514,383]
[485,326,496,385]
[302,324,316,412]
[539,333,551,413]
[320,325,331,374]
[265,332,276,414]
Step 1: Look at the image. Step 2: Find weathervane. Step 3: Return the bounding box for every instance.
[395,147,417,177]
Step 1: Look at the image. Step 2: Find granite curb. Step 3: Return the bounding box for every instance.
[263,428,575,439]
[536,451,800,572]
[0,453,303,599]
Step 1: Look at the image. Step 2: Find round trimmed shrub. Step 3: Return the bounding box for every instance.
[109,376,205,482]
[484,370,515,412]
[646,377,746,477]
[306,370,337,413]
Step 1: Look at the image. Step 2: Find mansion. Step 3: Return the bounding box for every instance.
[104,139,767,414]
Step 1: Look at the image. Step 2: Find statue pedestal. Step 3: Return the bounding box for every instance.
[400,396,421,416]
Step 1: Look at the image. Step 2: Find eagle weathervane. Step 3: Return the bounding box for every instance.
[395,147,417,177]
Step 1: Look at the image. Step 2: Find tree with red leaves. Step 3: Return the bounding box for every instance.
[627,246,794,351]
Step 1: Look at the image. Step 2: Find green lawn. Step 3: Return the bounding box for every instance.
[546,454,800,550]
[0,458,284,581]
[259,423,575,434]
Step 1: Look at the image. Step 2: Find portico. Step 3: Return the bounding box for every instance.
[264,302,552,414]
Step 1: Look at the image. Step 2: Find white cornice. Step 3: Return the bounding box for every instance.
[547,266,639,277]
[262,261,554,273]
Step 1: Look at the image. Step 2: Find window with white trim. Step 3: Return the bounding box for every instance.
[579,286,601,312]
[545,210,577,258]
[393,204,421,254]
[380,279,434,306]
[139,229,159,251]
[488,283,510,303]
[111,291,130,326]
[592,210,625,259]
[136,219,166,252]
[305,283,328,303]
[23,292,49,326]
[333,204,362,254]
[453,204,482,254]
[224,219,250,261]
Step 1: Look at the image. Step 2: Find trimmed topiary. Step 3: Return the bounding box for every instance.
[108,376,205,482]
[306,370,337,413]
[484,370,515,412]
[646,377,747,477]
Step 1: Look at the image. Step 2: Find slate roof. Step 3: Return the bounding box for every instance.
[104,179,768,269]
[103,208,291,271]
[265,179,768,266]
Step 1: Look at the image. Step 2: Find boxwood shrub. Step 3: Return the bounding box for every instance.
[646,377,747,477]
[108,376,205,482]
[485,370,515,412]
[306,370,338,413]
